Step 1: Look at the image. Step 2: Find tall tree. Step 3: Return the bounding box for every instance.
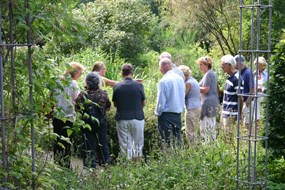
[161,0,240,55]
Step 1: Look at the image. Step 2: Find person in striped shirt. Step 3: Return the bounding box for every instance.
[220,55,244,143]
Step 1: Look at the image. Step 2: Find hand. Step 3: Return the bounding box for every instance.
[135,78,143,83]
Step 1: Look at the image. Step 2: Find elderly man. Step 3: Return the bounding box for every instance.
[220,55,244,142]
[234,55,254,130]
[159,52,185,80]
[155,57,185,147]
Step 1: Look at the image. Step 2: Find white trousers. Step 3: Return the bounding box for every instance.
[116,119,144,159]
[200,116,216,145]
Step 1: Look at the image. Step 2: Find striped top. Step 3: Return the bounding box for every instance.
[222,71,244,118]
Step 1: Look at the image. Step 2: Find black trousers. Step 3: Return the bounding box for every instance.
[82,119,110,168]
[53,117,73,168]
[158,112,182,147]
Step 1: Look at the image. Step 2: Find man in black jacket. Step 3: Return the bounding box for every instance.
[112,63,146,161]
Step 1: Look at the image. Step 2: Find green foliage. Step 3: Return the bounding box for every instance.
[267,34,285,158]
[32,0,88,55]
[2,0,285,188]
[54,143,237,189]
[73,0,156,63]
[267,156,285,184]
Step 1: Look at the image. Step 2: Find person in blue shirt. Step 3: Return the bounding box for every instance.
[155,58,185,148]
[235,55,255,130]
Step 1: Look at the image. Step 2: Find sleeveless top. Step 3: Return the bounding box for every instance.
[185,77,201,109]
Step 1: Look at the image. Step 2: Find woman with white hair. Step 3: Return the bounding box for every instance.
[76,72,111,168]
[178,65,201,145]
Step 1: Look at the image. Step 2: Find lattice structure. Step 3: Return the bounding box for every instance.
[0,0,35,189]
[236,0,272,189]
[0,0,272,189]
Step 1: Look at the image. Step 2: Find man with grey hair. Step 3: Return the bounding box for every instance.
[234,55,254,130]
[159,51,185,80]
[220,55,244,142]
[155,57,185,147]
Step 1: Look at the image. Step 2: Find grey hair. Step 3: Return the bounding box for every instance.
[221,54,236,68]
[159,52,172,61]
[85,72,101,90]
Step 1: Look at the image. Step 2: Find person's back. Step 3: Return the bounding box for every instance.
[185,77,201,109]
[52,61,85,168]
[156,70,185,115]
[156,58,185,147]
[113,79,145,121]
[112,63,146,160]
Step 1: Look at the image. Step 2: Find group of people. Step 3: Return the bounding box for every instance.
[51,52,268,169]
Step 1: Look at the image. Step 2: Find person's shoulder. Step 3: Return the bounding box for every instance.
[97,88,107,94]
[207,70,216,76]
[71,79,79,86]
[114,80,123,87]
[191,77,199,84]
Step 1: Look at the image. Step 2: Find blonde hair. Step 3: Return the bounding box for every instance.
[196,56,213,69]
[178,65,192,78]
[64,62,85,78]
[254,56,267,68]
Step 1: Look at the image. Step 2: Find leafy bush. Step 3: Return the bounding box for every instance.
[73,0,156,63]
[79,143,237,189]
[268,34,285,158]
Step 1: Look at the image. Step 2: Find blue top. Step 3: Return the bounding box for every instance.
[185,77,201,109]
[112,77,146,121]
[240,66,254,102]
[222,71,244,118]
[155,70,185,116]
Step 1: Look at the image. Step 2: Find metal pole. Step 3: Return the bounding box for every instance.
[25,0,36,189]
[0,1,8,186]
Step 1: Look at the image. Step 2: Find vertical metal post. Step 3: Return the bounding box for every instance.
[25,0,36,189]
[0,21,8,187]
